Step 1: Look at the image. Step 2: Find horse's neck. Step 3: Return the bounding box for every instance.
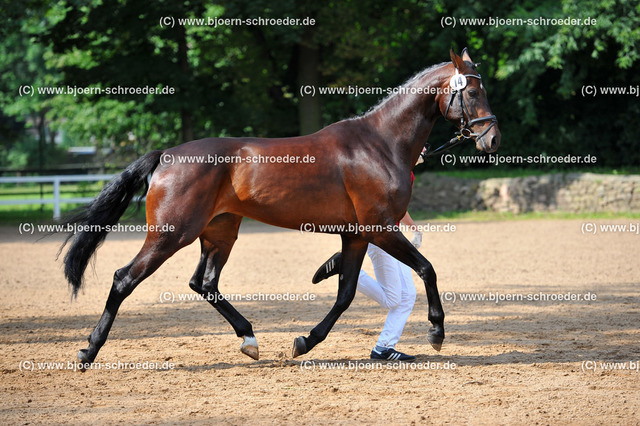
[362,70,448,166]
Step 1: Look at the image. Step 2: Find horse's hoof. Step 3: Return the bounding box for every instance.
[428,328,444,352]
[77,349,90,363]
[292,336,307,358]
[77,349,92,372]
[240,336,259,360]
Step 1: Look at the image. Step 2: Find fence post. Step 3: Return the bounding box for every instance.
[53,177,61,220]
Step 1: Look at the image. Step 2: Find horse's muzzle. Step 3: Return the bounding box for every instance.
[477,125,501,153]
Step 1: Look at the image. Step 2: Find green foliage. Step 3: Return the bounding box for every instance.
[0,134,66,169]
[0,0,639,170]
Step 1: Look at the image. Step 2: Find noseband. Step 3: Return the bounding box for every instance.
[422,71,498,159]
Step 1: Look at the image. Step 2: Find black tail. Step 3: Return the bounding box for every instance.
[59,150,163,296]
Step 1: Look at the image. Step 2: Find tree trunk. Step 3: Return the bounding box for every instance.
[37,111,45,211]
[181,111,194,143]
[178,25,194,143]
[297,38,322,135]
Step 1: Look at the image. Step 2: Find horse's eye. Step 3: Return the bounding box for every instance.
[468,89,479,98]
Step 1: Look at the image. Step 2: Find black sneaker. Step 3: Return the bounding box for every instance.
[370,347,416,361]
[312,252,342,284]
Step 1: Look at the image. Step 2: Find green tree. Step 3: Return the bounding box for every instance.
[2,0,639,171]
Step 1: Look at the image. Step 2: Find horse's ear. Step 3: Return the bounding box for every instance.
[461,47,473,64]
[450,48,464,70]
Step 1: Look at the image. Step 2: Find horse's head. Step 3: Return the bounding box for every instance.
[439,48,501,153]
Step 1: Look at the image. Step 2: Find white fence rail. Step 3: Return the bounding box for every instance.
[0,174,116,219]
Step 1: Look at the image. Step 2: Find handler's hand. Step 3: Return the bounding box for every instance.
[411,231,422,249]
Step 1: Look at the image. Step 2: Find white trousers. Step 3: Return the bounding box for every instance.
[357,243,417,349]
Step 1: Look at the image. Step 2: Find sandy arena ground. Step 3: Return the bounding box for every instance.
[1,219,639,424]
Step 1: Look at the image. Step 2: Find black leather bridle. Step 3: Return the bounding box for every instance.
[422,71,498,159]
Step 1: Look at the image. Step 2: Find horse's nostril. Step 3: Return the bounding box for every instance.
[490,135,497,150]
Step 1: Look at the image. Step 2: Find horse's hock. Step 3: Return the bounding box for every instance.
[410,173,640,214]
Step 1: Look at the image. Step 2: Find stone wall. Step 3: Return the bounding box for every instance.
[409,173,640,213]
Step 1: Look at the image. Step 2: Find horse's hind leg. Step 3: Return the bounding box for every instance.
[292,234,368,357]
[77,233,189,365]
[188,214,258,360]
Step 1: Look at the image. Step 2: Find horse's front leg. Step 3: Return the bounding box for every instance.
[369,230,445,351]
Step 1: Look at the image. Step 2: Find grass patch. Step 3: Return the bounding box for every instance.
[422,167,640,180]
[410,209,640,222]
[0,182,106,201]
[0,182,105,223]
[0,180,146,225]
[0,203,147,225]
[2,205,638,227]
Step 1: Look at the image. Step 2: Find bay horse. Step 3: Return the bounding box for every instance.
[60,48,500,364]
